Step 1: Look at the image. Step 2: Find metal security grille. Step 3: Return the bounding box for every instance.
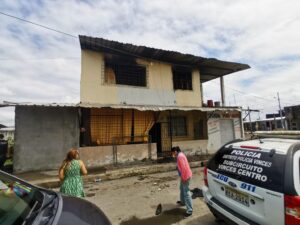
[89,109,155,146]
[90,114,122,145]
[170,116,187,136]
[173,68,192,90]
[105,62,147,87]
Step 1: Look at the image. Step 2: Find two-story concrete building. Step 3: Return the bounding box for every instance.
[2,36,250,173]
[77,36,249,168]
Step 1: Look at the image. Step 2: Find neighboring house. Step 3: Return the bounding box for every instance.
[244,106,300,132]
[244,117,287,132]
[1,36,250,173]
[0,126,14,140]
[284,105,300,130]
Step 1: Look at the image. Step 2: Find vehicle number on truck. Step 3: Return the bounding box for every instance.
[225,187,249,207]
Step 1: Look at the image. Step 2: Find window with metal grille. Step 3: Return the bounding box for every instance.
[105,62,147,87]
[169,116,187,136]
[172,67,192,90]
[194,120,206,139]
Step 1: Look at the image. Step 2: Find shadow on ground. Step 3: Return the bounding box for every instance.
[120,208,186,225]
[186,213,224,225]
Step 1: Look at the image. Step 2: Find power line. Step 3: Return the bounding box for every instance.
[0,11,77,38]
[210,80,274,102]
[0,57,80,61]
[208,80,297,105]
[0,11,205,68]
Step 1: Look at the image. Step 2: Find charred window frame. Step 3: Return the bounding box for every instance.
[194,119,206,140]
[104,61,147,87]
[172,67,193,90]
[169,116,188,137]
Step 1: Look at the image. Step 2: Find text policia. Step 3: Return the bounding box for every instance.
[218,150,272,182]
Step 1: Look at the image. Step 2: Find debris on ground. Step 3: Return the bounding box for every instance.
[155,203,162,215]
[94,178,102,183]
[190,188,203,199]
[137,175,146,181]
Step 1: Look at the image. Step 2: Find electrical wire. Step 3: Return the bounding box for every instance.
[208,80,298,106]
[0,57,80,61]
[0,11,207,68]
[0,11,77,38]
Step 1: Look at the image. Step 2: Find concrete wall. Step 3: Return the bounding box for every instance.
[79,146,114,167]
[172,140,208,156]
[79,143,157,168]
[14,106,79,173]
[80,50,202,107]
[207,111,243,153]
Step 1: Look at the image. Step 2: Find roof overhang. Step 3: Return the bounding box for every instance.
[78,102,241,112]
[79,35,250,83]
[0,101,77,108]
[0,101,241,112]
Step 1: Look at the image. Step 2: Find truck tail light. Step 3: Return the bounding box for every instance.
[285,195,300,225]
[203,166,208,187]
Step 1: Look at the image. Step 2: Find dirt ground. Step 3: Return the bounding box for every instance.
[80,168,224,225]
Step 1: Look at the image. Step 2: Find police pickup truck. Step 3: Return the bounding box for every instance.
[203,137,300,225]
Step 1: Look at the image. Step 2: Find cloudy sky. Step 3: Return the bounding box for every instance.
[1,0,300,126]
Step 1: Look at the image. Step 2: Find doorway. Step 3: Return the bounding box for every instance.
[149,122,172,158]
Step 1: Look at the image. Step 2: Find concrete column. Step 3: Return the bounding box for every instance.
[200,82,203,106]
[220,76,225,106]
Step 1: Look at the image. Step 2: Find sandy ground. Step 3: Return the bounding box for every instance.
[80,168,225,225]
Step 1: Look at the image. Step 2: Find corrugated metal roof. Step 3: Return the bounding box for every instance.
[0,101,77,108]
[79,35,250,83]
[0,101,241,112]
[78,102,241,112]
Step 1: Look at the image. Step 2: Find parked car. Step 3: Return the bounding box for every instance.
[0,170,111,225]
[202,137,300,225]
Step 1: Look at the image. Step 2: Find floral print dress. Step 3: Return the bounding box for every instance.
[60,160,85,197]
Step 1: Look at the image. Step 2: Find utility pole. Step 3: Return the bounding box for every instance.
[220,76,225,106]
[242,108,259,133]
[248,106,252,133]
[277,92,285,130]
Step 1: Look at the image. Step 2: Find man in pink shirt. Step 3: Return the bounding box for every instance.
[171,146,193,218]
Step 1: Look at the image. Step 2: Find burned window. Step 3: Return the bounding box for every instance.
[172,67,192,90]
[169,116,187,136]
[194,120,206,140]
[105,62,147,87]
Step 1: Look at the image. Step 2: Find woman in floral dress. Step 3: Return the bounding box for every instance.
[59,149,87,197]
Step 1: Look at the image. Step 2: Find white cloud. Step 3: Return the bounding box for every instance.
[0,0,300,125]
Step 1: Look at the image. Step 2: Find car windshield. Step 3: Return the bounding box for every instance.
[0,172,41,225]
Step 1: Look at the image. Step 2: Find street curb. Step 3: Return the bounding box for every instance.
[34,160,208,189]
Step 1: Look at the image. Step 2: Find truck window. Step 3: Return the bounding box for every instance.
[208,147,286,193]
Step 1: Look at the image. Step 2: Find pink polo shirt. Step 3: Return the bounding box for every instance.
[177,152,192,181]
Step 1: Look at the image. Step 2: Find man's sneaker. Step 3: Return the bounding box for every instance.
[184,212,192,218]
[176,201,185,206]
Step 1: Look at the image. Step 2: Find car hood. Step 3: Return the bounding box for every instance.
[56,195,111,225]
